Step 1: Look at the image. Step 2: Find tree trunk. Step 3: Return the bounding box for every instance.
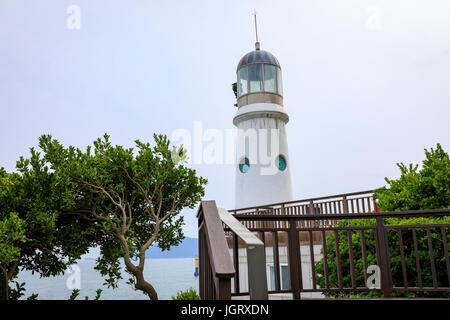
[0,274,8,301]
[134,271,158,300]
[118,234,158,300]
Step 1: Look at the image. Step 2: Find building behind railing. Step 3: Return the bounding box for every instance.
[197,190,450,300]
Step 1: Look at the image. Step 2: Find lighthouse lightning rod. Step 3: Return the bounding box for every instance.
[253,9,259,43]
[253,9,260,50]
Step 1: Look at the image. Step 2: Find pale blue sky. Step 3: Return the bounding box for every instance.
[1,0,450,238]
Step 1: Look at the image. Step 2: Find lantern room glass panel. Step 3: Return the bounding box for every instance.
[248,64,263,93]
[276,67,283,96]
[263,64,277,93]
[237,67,248,97]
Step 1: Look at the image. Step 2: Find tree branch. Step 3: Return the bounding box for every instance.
[117,165,158,220]
[72,176,123,209]
[117,235,138,275]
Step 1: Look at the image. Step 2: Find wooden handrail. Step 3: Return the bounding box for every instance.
[218,207,263,246]
[232,208,450,221]
[218,207,268,300]
[197,201,235,299]
[198,201,235,277]
[230,189,375,212]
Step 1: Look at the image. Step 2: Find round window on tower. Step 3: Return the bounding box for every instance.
[239,157,250,173]
[276,155,287,171]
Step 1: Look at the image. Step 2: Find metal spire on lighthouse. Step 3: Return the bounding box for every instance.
[253,9,261,50]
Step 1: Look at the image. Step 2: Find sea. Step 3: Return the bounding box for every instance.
[16,258,199,300]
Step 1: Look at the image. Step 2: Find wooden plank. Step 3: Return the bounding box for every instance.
[202,201,235,278]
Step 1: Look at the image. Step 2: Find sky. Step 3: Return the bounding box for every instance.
[1,0,450,239]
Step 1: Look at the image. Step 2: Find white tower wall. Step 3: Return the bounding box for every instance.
[234,103,293,209]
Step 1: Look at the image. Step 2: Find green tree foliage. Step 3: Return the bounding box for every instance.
[38,133,207,300]
[0,212,26,272]
[171,287,200,300]
[376,143,450,211]
[0,153,96,300]
[0,211,26,300]
[68,288,102,300]
[69,289,80,300]
[315,143,450,298]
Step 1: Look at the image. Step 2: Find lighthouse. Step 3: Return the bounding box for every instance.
[232,23,293,209]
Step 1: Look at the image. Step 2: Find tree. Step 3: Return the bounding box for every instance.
[315,143,450,298]
[38,133,207,300]
[0,154,96,300]
[375,143,450,211]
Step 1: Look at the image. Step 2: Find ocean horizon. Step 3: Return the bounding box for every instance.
[16,257,199,300]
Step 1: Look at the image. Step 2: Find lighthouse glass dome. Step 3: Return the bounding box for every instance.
[236,50,283,97]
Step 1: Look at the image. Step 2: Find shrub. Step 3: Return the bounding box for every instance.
[171,287,200,300]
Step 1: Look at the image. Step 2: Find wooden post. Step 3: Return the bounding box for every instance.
[308,200,313,228]
[287,219,302,299]
[216,278,232,300]
[342,196,349,214]
[247,244,269,300]
[375,217,392,297]
[232,233,240,294]
[309,200,314,214]
[272,231,281,292]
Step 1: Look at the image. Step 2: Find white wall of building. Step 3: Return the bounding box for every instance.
[230,245,323,296]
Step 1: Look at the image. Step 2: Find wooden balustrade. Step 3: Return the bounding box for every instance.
[197,201,235,300]
[198,191,450,300]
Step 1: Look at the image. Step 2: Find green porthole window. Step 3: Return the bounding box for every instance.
[276,155,287,171]
[239,157,250,173]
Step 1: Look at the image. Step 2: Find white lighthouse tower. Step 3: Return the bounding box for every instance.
[233,28,293,209]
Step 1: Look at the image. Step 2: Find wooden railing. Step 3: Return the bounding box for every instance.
[229,190,377,229]
[231,190,376,214]
[198,191,450,299]
[230,190,376,230]
[230,209,450,299]
[197,201,235,299]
